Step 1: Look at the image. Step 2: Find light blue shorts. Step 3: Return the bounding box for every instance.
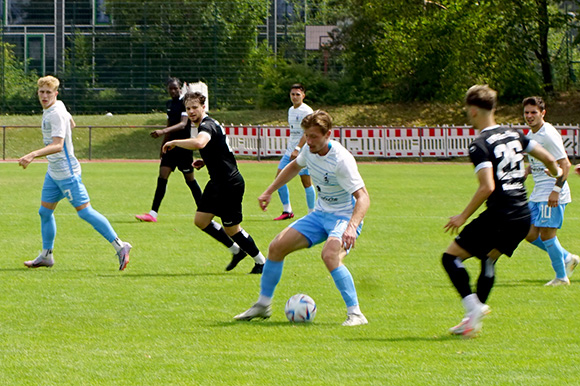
[278,154,310,176]
[528,201,566,229]
[289,211,363,248]
[41,173,90,208]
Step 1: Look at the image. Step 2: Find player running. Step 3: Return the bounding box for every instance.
[18,75,131,270]
[522,96,579,286]
[442,85,560,338]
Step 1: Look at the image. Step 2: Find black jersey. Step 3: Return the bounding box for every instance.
[198,116,240,183]
[165,97,191,142]
[468,125,532,218]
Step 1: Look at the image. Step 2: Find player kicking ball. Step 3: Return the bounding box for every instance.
[234,110,371,326]
[442,85,560,338]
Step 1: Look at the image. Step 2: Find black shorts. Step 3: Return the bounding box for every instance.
[160,147,194,174]
[455,209,531,258]
[197,174,245,226]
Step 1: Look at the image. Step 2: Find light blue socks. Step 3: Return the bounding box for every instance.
[277,185,290,206]
[260,259,284,298]
[39,206,56,250]
[331,265,359,307]
[543,236,567,279]
[305,186,316,211]
[77,206,117,243]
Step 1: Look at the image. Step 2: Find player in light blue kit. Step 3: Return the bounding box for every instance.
[235,110,370,326]
[272,83,316,220]
[523,96,579,286]
[18,75,132,270]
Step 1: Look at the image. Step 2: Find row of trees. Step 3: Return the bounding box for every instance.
[1,0,579,114]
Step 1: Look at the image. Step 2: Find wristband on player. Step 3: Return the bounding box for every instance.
[294,146,301,152]
[552,185,562,193]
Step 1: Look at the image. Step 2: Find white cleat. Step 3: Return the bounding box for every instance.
[234,303,272,321]
[545,277,570,286]
[342,313,368,326]
[24,253,54,268]
[116,242,132,271]
[448,317,470,335]
[462,304,490,338]
[566,254,579,278]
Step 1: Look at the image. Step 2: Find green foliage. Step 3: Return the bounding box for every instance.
[0,41,38,113]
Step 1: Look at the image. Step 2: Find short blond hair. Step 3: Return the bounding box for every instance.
[301,110,333,135]
[37,76,60,91]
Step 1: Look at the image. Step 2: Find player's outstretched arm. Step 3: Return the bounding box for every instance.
[444,167,494,234]
[151,116,188,138]
[258,161,302,211]
[528,144,560,178]
[18,137,65,169]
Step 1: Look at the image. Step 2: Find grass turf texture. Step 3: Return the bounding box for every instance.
[1,161,579,385]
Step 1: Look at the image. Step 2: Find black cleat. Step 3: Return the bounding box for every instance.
[249,263,263,274]
[226,250,247,271]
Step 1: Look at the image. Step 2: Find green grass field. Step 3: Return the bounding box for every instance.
[1,161,579,385]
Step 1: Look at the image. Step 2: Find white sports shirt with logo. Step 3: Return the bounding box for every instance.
[42,100,81,180]
[296,140,365,217]
[286,103,314,157]
[527,122,571,203]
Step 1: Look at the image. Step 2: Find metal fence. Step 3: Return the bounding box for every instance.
[0,0,334,114]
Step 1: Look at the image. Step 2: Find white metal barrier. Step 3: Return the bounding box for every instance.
[224,124,579,160]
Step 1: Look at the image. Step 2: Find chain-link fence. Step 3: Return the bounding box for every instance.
[0,0,338,115]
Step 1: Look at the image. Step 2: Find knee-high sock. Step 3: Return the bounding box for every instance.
[532,236,570,259]
[77,206,117,243]
[186,179,202,207]
[202,221,234,248]
[442,253,472,299]
[305,185,316,211]
[39,206,56,250]
[151,177,168,213]
[277,184,291,207]
[231,229,265,264]
[476,257,496,303]
[259,259,284,298]
[544,236,567,278]
[331,265,359,308]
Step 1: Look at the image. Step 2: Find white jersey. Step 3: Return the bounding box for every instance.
[296,140,365,216]
[527,122,571,203]
[42,100,81,180]
[286,103,313,156]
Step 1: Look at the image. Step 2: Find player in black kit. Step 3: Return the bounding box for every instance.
[162,92,266,273]
[441,85,561,338]
[136,78,202,223]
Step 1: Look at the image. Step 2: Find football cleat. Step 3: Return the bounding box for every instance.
[135,213,157,222]
[342,312,368,326]
[462,304,490,338]
[24,253,54,268]
[249,263,263,274]
[225,250,247,271]
[449,317,471,335]
[273,212,294,221]
[234,303,272,321]
[566,254,580,278]
[116,242,132,271]
[544,277,570,286]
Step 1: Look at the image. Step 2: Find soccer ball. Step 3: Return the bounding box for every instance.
[284,294,317,323]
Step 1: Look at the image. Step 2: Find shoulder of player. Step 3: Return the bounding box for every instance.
[199,116,220,130]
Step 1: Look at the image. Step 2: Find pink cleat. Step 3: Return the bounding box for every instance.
[273,212,294,221]
[135,213,157,222]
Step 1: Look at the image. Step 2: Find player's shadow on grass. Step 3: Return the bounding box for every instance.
[211,321,331,328]
[347,335,457,342]
[96,272,233,278]
[495,280,548,287]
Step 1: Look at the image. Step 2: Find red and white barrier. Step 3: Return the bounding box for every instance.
[223,124,580,159]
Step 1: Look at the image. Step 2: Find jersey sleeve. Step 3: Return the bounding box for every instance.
[198,120,215,138]
[468,141,492,173]
[543,127,568,161]
[48,110,69,139]
[336,155,365,195]
[295,147,307,167]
